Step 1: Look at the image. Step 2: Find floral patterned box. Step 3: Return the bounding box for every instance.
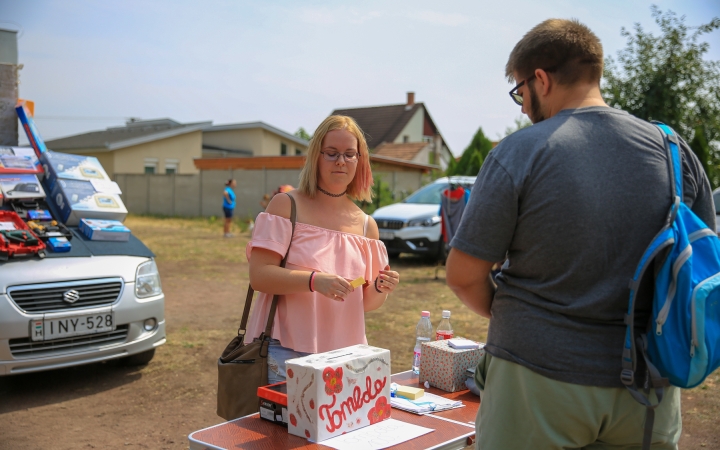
[285,344,391,442]
[419,339,485,392]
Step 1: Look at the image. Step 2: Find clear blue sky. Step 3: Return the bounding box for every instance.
[3,0,719,154]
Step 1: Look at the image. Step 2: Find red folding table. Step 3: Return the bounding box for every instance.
[189,371,479,450]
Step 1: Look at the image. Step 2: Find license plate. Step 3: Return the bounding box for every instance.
[379,231,394,240]
[30,313,115,342]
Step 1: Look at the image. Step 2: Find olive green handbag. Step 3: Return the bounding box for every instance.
[216,194,296,420]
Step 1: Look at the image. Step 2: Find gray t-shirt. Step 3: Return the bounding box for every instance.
[451,106,715,388]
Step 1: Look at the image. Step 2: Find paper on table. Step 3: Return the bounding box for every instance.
[320,418,434,450]
[391,392,463,414]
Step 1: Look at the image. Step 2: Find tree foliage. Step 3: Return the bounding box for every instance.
[504,116,532,137]
[446,126,494,176]
[603,6,720,185]
[295,127,313,141]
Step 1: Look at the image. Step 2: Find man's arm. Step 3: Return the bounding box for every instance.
[446,248,496,319]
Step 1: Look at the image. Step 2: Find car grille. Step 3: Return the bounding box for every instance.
[9,325,129,358]
[375,219,405,230]
[7,278,123,313]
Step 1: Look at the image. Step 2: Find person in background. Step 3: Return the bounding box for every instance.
[222,179,236,238]
[246,115,400,384]
[446,19,714,449]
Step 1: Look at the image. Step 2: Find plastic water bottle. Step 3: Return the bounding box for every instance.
[436,310,454,340]
[412,311,433,374]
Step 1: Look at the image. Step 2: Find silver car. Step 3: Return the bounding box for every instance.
[0,255,165,375]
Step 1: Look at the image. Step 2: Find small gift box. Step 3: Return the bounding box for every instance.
[419,339,485,392]
[286,344,391,442]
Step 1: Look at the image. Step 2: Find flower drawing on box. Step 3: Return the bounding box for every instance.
[323,366,344,395]
[367,396,391,425]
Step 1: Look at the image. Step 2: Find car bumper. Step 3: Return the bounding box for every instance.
[0,284,166,376]
[379,225,442,255]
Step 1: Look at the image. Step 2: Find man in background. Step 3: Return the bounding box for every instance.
[446,19,714,449]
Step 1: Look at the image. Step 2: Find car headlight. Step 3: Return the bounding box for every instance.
[407,215,441,227]
[136,259,163,298]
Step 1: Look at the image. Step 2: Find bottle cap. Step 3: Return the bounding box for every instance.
[421,311,430,317]
[442,310,451,318]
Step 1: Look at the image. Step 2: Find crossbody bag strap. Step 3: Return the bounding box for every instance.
[237,193,298,339]
[264,193,297,336]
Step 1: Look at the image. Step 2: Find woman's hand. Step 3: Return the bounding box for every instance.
[313,273,353,302]
[375,265,399,294]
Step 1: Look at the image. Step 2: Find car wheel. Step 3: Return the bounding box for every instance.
[120,349,156,366]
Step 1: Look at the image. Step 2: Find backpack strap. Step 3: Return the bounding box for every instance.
[653,121,683,205]
[622,122,678,450]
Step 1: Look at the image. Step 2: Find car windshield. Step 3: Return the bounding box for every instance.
[403,182,472,204]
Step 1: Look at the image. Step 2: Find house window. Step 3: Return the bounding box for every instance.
[144,158,158,174]
[295,148,302,155]
[165,159,179,175]
[403,135,409,143]
[281,143,287,155]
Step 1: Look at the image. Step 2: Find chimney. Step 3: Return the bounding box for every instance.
[406,92,415,106]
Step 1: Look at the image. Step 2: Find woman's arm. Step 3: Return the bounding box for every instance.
[362,217,399,312]
[249,194,353,300]
[223,189,231,202]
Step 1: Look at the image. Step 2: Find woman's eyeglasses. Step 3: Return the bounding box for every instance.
[321,151,359,162]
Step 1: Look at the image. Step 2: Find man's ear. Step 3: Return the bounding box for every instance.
[534,68,553,97]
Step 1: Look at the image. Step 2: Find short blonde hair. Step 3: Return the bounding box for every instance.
[298,115,374,202]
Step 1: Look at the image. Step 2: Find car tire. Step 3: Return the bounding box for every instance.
[120,348,156,367]
[387,250,401,259]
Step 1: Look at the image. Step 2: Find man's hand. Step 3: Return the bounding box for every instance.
[446,248,496,318]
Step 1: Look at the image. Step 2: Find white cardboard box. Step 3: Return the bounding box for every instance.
[50,178,127,226]
[79,219,131,241]
[286,344,392,442]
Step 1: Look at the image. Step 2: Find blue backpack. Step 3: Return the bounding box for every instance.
[623,123,720,448]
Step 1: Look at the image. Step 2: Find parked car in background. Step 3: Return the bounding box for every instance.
[372,176,476,259]
[0,255,165,375]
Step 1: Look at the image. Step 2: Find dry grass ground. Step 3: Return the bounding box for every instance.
[0,215,717,449]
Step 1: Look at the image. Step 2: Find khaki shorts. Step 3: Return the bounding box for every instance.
[474,353,681,450]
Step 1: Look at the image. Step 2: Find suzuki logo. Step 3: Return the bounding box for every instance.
[63,289,80,304]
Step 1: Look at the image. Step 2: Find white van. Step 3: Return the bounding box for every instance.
[372,176,476,259]
[0,242,165,375]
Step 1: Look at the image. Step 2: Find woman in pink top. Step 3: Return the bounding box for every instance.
[246,115,400,383]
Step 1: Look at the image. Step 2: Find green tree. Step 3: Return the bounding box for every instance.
[503,116,532,137]
[295,127,312,141]
[446,127,494,176]
[603,6,720,185]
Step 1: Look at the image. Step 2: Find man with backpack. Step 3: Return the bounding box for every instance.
[446,19,715,449]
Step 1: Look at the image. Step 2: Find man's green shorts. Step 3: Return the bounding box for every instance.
[474,353,681,450]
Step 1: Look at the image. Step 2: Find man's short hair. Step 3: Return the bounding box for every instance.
[506,19,603,86]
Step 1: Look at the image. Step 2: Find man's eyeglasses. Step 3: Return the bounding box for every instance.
[509,74,537,106]
[508,67,556,105]
[321,151,359,162]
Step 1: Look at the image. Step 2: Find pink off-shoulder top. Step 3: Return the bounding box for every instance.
[245,212,389,354]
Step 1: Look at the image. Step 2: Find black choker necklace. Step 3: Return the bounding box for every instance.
[317,186,347,197]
